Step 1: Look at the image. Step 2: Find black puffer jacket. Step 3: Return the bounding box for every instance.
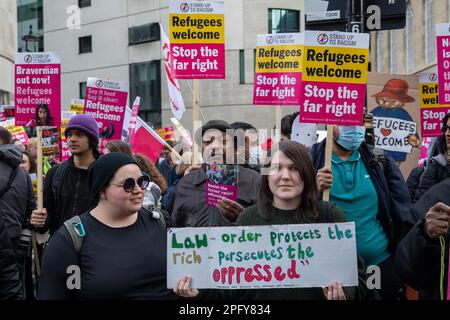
[415,154,450,202]
[406,166,425,203]
[0,145,35,247]
[44,156,97,235]
[0,213,22,300]
[395,178,450,300]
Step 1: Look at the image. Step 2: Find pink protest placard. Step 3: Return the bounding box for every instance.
[300,31,369,125]
[436,24,450,106]
[14,52,61,127]
[60,111,76,161]
[84,77,128,141]
[253,33,303,105]
[206,163,238,207]
[169,0,225,79]
[420,72,450,137]
[418,137,434,167]
[0,119,29,145]
[3,105,14,119]
[0,106,5,122]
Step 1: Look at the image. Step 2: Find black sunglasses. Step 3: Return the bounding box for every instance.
[110,175,150,193]
[443,125,450,132]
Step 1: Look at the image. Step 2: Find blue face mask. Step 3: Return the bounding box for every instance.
[336,126,366,151]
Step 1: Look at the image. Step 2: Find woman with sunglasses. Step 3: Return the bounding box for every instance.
[38,153,177,300]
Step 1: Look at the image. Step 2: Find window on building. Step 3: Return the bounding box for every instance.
[448,0,450,21]
[0,90,11,105]
[17,0,44,52]
[129,23,160,45]
[390,31,397,74]
[129,61,161,127]
[79,82,87,99]
[406,3,414,74]
[376,32,383,73]
[78,0,91,8]
[239,50,245,84]
[79,36,92,54]
[426,0,435,63]
[268,9,300,33]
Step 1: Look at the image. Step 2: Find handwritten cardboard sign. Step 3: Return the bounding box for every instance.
[372,116,417,153]
[167,223,358,289]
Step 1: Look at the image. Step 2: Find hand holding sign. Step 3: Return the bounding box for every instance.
[323,281,346,300]
[216,197,244,222]
[30,208,47,228]
[173,275,200,298]
[316,166,333,193]
[425,202,450,239]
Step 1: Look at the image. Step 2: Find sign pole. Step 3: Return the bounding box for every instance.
[323,0,363,202]
[322,125,334,201]
[192,79,201,165]
[34,126,43,276]
[275,106,282,142]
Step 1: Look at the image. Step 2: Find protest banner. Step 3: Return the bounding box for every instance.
[300,31,369,201]
[14,52,61,127]
[41,127,59,157]
[170,117,193,146]
[70,99,85,114]
[60,111,76,162]
[372,116,417,153]
[0,106,5,122]
[169,0,225,79]
[437,23,450,106]
[3,105,15,119]
[126,97,140,143]
[418,137,434,167]
[300,31,369,125]
[0,119,29,145]
[30,173,38,199]
[206,163,238,207]
[419,72,450,137]
[155,126,176,143]
[84,77,128,141]
[160,24,186,119]
[253,33,304,105]
[167,223,358,289]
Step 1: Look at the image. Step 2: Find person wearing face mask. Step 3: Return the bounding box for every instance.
[310,124,412,300]
[230,121,261,173]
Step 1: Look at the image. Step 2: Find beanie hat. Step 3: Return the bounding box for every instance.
[65,114,100,144]
[88,153,138,194]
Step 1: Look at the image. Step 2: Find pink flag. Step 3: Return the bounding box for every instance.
[131,120,165,163]
[159,23,185,120]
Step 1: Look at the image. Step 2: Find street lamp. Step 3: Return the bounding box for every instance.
[22,25,39,52]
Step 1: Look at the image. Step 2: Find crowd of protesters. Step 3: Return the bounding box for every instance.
[0,111,449,301]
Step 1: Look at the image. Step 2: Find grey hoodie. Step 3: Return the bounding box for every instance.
[0,144,35,246]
